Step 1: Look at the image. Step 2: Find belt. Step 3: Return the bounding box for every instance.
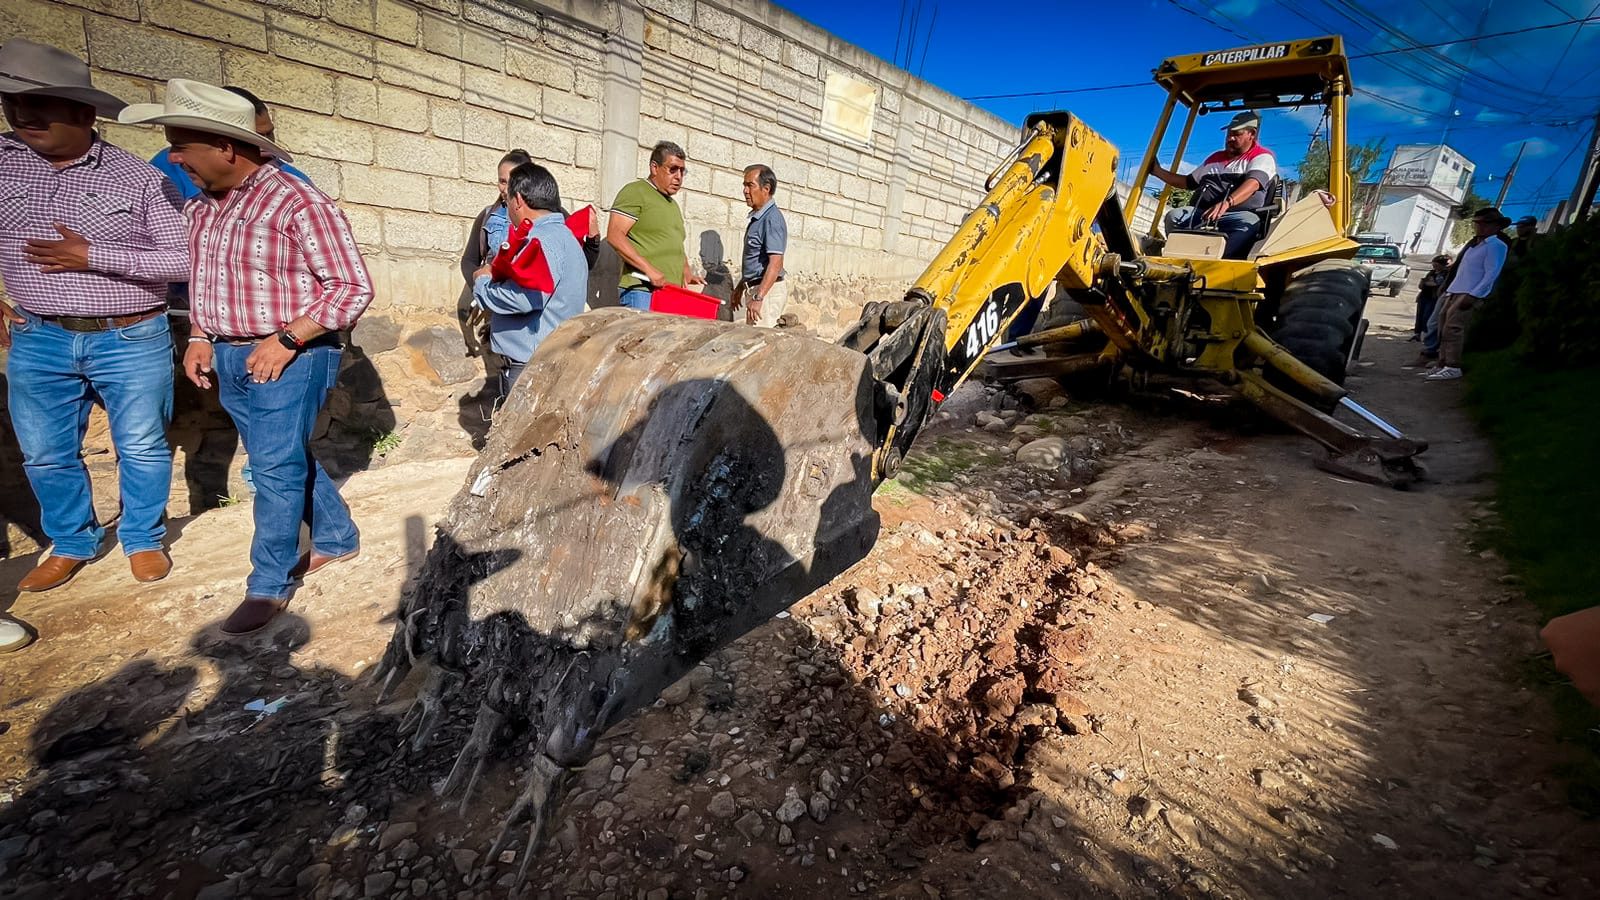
[211,332,343,348]
[39,307,166,333]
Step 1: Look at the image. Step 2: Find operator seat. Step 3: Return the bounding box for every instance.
[1163,176,1282,261]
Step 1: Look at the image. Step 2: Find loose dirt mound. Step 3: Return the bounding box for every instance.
[802,521,1102,794]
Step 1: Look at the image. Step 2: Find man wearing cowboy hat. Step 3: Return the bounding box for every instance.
[121,79,372,634]
[1425,206,1511,381]
[0,39,189,600]
[1150,110,1279,259]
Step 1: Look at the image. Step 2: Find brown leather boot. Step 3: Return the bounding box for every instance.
[129,550,171,583]
[18,556,87,592]
[221,596,289,635]
[290,548,360,579]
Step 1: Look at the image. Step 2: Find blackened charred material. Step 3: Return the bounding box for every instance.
[375,310,879,869]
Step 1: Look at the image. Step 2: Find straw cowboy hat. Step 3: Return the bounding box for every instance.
[119,78,293,162]
[0,39,127,117]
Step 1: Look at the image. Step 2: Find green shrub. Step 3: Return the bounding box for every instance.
[1511,216,1600,368]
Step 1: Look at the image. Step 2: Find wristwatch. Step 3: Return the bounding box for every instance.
[276,329,306,352]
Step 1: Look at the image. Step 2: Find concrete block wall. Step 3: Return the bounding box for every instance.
[0,0,1020,449]
[633,0,1017,335]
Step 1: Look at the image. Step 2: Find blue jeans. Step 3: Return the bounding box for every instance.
[5,310,173,559]
[1423,298,1444,355]
[213,341,358,600]
[1170,207,1264,259]
[619,287,652,311]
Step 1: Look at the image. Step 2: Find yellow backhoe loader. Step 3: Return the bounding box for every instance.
[375,36,1423,878]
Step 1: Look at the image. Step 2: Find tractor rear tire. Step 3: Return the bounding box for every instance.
[1273,261,1369,386]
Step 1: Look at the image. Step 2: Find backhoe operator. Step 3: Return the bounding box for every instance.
[1151,111,1278,259]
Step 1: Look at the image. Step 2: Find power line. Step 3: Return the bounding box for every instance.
[965,82,1149,101]
[1351,14,1600,59]
[1161,0,1251,42]
[916,3,939,77]
[1536,0,1600,96]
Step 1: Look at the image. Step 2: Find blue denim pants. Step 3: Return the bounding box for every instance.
[5,309,174,559]
[619,287,653,311]
[212,341,358,600]
[1172,207,1264,258]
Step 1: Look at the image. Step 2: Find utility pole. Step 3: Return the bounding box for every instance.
[1495,141,1525,208]
[1565,108,1600,224]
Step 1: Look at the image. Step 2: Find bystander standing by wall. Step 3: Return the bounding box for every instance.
[123,79,373,635]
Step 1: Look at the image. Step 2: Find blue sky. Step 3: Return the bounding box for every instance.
[779,0,1599,218]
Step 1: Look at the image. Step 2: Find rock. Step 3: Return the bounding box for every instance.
[775,787,808,824]
[975,673,1026,718]
[1253,769,1287,791]
[342,803,368,825]
[1371,833,1398,850]
[450,849,479,875]
[808,792,831,823]
[777,825,794,846]
[974,819,1013,843]
[1160,808,1201,846]
[981,418,1011,434]
[1016,436,1069,469]
[734,810,765,841]
[659,678,693,706]
[818,769,841,796]
[1127,795,1161,823]
[974,411,1004,429]
[1270,806,1314,831]
[1013,704,1057,729]
[404,325,478,386]
[393,839,420,862]
[379,822,418,852]
[645,891,669,900]
[0,836,28,864]
[297,863,332,891]
[1013,378,1066,408]
[364,873,397,897]
[1250,714,1287,735]
[351,315,402,354]
[1237,684,1276,711]
[708,791,738,819]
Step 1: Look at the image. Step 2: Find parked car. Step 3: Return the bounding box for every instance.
[1354,231,1391,245]
[1354,243,1410,296]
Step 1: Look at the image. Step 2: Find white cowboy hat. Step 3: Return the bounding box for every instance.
[0,39,126,117]
[119,78,292,162]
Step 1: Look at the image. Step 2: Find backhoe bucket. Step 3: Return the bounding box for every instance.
[374,309,879,877]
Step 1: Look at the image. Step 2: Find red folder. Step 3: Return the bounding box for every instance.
[490,217,554,293]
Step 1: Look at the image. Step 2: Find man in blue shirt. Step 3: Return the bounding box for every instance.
[471,163,588,399]
[730,164,788,327]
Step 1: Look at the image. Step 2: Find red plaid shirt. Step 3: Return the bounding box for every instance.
[186,162,372,338]
[0,133,188,316]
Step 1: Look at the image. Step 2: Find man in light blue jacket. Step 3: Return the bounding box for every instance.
[471,163,588,399]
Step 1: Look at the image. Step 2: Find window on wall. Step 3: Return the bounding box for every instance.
[821,72,878,146]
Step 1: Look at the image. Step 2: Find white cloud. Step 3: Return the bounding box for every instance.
[1505,137,1559,159]
[1215,0,1260,17]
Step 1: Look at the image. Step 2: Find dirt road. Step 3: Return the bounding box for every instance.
[2,287,1598,898]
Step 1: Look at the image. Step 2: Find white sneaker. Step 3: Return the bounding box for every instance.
[1425,366,1463,380]
[0,618,33,653]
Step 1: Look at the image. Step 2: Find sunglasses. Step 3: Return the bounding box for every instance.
[655,163,687,175]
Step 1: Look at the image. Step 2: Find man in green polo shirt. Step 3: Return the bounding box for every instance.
[606,140,704,310]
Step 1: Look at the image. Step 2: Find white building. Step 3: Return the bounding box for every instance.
[1366,144,1476,256]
